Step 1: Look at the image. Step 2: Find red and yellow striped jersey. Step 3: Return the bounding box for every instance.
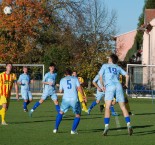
[0,72,17,98]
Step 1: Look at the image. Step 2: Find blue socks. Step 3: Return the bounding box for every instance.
[125,116,130,123]
[72,117,80,131]
[23,102,27,110]
[55,113,63,129]
[104,118,110,124]
[110,105,115,113]
[55,105,60,113]
[27,100,30,105]
[32,102,40,110]
[89,101,97,110]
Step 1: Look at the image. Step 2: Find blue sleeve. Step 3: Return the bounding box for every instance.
[76,78,80,87]
[119,67,127,76]
[17,75,22,83]
[93,75,99,83]
[42,73,48,82]
[99,65,105,76]
[59,79,63,91]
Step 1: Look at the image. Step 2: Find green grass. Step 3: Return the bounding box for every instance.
[0,98,155,145]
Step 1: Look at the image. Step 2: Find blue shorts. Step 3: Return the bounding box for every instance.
[21,90,32,100]
[105,83,124,102]
[60,98,81,115]
[96,91,104,101]
[41,90,57,101]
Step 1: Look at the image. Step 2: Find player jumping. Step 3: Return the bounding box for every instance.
[29,63,60,117]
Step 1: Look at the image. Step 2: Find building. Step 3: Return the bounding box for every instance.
[115,30,137,61]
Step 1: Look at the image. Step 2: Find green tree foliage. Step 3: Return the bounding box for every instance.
[125,0,155,61]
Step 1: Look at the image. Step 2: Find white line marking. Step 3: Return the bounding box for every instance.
[114,112,121,131]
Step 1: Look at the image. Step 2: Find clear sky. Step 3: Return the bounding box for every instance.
[104,0,145,35]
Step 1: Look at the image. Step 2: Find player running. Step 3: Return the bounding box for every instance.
[99,54,133,136]
[88,74,118,116]
[0,63,19,125]
[53,69,85,134]
[29,63,60,117]
[18,66,33,112]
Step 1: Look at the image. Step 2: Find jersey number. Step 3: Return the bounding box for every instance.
[67,80,72,89]
[108,67,117,74]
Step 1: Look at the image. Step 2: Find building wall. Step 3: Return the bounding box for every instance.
[115,30,137,61]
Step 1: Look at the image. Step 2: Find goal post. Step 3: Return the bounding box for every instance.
[0,64,45,97]
[127,64,155,102]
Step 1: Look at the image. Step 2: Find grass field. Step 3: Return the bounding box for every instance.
[0,98,155,145]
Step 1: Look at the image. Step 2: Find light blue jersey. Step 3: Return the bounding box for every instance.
[59,76,81,114]
[41,72,57,101]
[99,63,127,86]
[60,76,80,100]
[18,73,32,100]
[99,63,127,102]
[18,73,31,91]
[43,72,57,93]
[93,74,105,101]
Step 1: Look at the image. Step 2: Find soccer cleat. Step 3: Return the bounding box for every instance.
[102,126,109,136]
[127,126,133,136]
[71,130,78,135]
[29,110,33,117]
[53,129,58,133]
[82,108,88,113]
[24,109,28,112]
[87,109,91,115]
[112,112,119,116]
[1,121,8,125]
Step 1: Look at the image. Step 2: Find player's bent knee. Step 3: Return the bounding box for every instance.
[75,114,80,118]
[39,99,44,104]
[96,100,100,104]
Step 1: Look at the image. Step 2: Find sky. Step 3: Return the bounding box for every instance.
[104,0,145,35]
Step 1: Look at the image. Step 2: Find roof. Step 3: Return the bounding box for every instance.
[145,9,155,24]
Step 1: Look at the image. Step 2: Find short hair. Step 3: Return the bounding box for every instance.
[49,63,56,67]
[6,63,13,67]
[64,69,72,76]
[23,66,28,69]
[110,54,118,64]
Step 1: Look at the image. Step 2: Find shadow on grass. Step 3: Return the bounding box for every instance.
[134,112,155,116]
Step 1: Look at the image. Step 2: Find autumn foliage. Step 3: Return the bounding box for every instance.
[0,0,51,63]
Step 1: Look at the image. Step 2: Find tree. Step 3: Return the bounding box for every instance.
[71,0,117,88]
[125,0,155,62]
[0,0,51,63]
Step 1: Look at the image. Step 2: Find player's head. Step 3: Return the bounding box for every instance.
[108,54,118,64]
[64,69,72,76]
[72,71,77,77]
[6,63,13,72]
[23,66,28,73]
[49,63,55,72]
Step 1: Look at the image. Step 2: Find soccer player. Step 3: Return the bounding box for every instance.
[72,71,88,113]
[53,69,85,134]
[18,66,33,112]
[99,54,133,136]
[0,63,19,125]
[29,63,60,117]
[78,77,88,112]
[88,74,118,116]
